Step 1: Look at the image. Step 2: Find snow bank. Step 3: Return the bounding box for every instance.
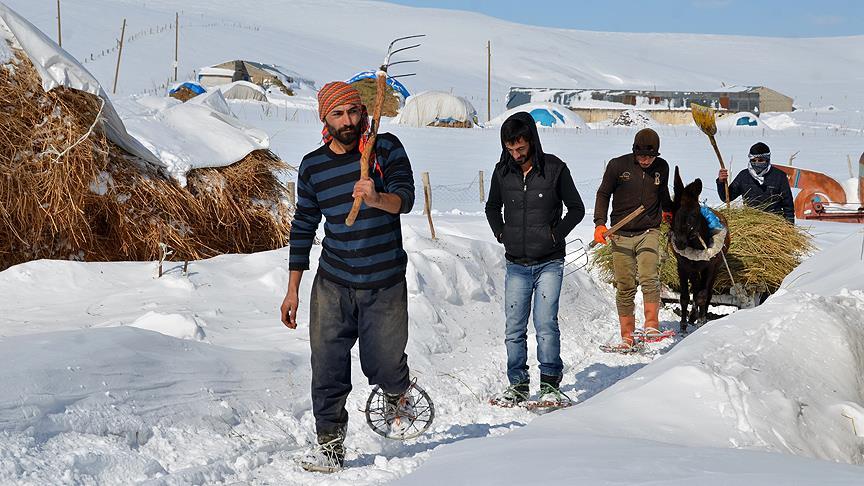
[761,113,799,130]
[404,231,864,483]
[391,91,477,127]
[128,311,206,341]
[488,102,588,130]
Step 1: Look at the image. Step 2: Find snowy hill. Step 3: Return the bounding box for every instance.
[2,0,864,484]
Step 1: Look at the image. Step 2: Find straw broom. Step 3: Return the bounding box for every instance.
[691,103,731,208]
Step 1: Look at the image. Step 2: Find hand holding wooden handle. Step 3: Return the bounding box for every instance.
[588,205,646,248]
[345,72,387,227]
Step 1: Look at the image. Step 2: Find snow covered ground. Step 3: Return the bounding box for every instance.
[2,0,864,484]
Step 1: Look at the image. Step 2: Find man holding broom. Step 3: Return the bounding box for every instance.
[594,128,674,352]
[280,81,417,473]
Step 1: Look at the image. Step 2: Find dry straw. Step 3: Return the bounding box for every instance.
[591,205,813,295]
[0,48,293,271]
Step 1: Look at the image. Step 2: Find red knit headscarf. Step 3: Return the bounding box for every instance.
[318,81,370,149]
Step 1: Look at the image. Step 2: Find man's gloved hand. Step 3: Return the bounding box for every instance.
[662,211,673,224]
[593,225,608,245]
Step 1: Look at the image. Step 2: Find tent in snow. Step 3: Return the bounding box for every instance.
[391,91,478,128]
[199,60,310,95]
[489,102,588,130]
[218,81,268,102]
[716,111,768,129]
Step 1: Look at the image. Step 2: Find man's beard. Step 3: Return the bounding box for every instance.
[327,121,361,146]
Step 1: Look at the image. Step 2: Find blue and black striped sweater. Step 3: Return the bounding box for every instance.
[289,133,415,289]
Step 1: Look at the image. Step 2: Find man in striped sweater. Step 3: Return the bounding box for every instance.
[280,81,416,473]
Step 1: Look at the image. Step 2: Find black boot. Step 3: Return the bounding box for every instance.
[540,374,561,390]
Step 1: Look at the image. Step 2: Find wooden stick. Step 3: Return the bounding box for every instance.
[112,19,126,94]
[479,170,485,202]
[422,172,436,239]
[709,134,731,209]
[589,205,645,248]
[345,72,386,226]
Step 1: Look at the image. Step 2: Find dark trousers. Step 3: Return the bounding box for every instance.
[309,273,410,436]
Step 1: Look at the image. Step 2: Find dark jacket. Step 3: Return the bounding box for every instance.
[594,154,673,234]
[485,112,585,265]
[717,166,794,224]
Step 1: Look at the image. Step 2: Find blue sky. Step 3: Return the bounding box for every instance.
[382,0,863,37]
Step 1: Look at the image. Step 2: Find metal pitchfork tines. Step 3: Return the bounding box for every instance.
[564,237,590,277]
[345,34,425,227]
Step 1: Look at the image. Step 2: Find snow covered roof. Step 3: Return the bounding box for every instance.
[390,91,476,127]
[197,67,236,78]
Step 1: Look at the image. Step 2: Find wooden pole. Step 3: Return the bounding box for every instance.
[286,181,296,207]
[112,19,127,94]
[174,12,179,82]
[422,172,436,240]
[486,41,491,122]
[56,0,62,47]
[478,170,485,202]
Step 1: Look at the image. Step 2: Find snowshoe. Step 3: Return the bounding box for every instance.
[299,435,345,473]
[599,341,644,354]
[489,382,530,408]
[526,382,574,411]
[632,328,676,343]
[365,379,434,440]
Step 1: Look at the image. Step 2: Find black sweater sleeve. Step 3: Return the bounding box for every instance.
[484,168,505,242]
[554,165,585,241]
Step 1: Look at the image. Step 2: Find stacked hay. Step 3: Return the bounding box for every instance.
[0,49,292,271]
[350,78,400,117]
[591,206,813,295]
[169,85,201,102]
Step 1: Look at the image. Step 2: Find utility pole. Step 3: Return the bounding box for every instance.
[174,12,179,82]
[56,0,62,47]
[112,19,126,94]
[486,40,491,122]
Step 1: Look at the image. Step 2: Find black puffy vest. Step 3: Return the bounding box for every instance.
[498,156,566,264]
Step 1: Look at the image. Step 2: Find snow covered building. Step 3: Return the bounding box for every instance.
[506,86,794,125]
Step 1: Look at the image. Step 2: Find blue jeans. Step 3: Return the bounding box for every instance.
[504,258,564,385]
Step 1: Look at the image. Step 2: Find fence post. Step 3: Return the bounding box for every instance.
[112,18,126,94]
[479,170,485,202]
[422,172,436,240]
[286,181,296,207]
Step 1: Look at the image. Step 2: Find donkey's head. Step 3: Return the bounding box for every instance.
[672,166,708,250]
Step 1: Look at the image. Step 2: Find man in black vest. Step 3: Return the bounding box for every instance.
[485,112,585,404]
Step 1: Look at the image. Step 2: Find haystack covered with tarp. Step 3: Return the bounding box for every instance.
[347,71,409,118]
[0,5,292,271]
[591,206,813,295]
[391,91,478,128]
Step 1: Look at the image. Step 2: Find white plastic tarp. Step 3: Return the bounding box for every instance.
[391,90,476,127]
[0,2,163,167]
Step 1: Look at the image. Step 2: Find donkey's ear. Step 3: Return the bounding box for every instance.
[693,178,702,195]
[674,166,684,196]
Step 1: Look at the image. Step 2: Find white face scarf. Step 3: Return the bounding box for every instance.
[748,155,771,185]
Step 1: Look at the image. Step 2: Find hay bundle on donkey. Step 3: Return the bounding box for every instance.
[591,205,813,296]
[0,48,293,271]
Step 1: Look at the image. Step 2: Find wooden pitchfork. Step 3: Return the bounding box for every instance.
[344,34,425,227]
[691,103,731,209]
